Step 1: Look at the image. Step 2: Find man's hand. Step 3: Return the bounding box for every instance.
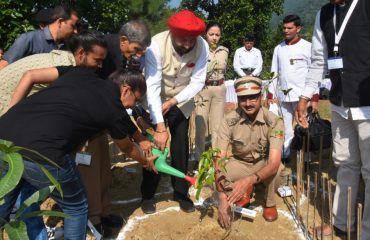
[138,139,153,157]
[154,122,168,151]
[218,193,232,229]
[227,175,255,205]
[143,155,158,173]
[267,98,278,105]
[311,101,319,113]
[295,98,309,128]
[162,98,177,115]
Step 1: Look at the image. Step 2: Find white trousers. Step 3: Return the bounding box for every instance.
[331,111,370,239]
[280,101,298,159]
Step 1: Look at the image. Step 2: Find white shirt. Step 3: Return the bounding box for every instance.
[145,38,209,124]
[233,47,263,77]
[269,38,312,102]
[301,11,370,120]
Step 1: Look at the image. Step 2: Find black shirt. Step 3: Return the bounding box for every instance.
[0,66,137,165]
[97,34,127,79]
[97,34,143,79]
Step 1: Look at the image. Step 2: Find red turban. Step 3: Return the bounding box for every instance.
[167,10,206,37]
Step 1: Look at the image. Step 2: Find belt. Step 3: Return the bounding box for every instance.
[205,78,224,86]
[241,68,255,75]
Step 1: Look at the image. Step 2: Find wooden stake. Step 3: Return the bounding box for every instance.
[327,179,334,240]
[296,150,301,217]
[313,172,318,240]
[306,174,310,239]
[321,175,326,240]
[347,187,352,240]
[357,203,362,240]
[318,135,324,181]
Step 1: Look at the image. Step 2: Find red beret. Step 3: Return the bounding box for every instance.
[167,10,206,37]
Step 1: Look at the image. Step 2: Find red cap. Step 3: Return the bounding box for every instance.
[167,10,205,37]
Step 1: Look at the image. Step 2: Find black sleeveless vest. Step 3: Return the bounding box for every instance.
[320,0,370,107]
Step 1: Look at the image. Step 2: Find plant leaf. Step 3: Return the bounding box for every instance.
[34,162,63,198]
[22,210,69,219]
[4,221,29,240]
[0,152,24,199]
[15,186,55,219]
[14,147,60,168]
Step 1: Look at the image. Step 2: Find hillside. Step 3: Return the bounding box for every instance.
[271,0,324,31]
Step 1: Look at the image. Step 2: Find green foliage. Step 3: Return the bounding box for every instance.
[0,0,172,50]
[180,0,284,77]
[0,0,35,49]
[195,148,227,200]
[0,139,65,239]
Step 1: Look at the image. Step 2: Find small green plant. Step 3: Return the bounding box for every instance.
[195,148,227,200]
[0,139,67,240]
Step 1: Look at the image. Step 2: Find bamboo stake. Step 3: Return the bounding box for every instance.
[306,128,310,174]
[300,148,305,200]
[327,179,334,240]
[321,175,326,240]
[313,172,318,240]
[306,174,310,239]
[357,203,362,240]
[347,187,352,240]
[318,136,324,182]
[296,150,301,217]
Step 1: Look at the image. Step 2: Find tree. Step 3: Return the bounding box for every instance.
[180,0,284,76]
[0,0,172,50]
[0,0,35,50]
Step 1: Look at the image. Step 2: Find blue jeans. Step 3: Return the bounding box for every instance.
[16,182,48,240]
[0,155,88,240]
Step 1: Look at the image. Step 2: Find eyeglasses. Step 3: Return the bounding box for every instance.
[237,93,261,102]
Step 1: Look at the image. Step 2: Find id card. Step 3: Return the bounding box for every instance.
[75,152,92,166]
[328,56,343,70]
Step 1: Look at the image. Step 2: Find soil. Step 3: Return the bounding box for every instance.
[29,101,365,239]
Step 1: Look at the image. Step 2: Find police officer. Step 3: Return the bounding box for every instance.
[214,76,284,229]
[194,21,229,163]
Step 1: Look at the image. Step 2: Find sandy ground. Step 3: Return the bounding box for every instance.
[9,101,363,240]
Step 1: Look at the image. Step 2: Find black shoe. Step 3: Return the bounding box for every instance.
[173,194,195,213]
[101,214,124,228]
[141,198,156,214]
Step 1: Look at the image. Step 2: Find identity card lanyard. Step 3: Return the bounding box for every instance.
[328,0,359,70]
[332,0,359,55]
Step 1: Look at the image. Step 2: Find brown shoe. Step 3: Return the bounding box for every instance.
[263,206,278,222]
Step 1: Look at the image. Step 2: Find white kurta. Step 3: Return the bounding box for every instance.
[269,39,312,102]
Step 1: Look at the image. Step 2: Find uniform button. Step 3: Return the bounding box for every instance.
[173,86,176,89]
[174,68,177,70]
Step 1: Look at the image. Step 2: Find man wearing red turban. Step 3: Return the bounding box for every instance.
[142,10,209,214]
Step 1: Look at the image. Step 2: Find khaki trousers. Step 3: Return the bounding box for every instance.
[78,132,111,224]
[331,111,370,239]
[224,159,283,207]
[195,85,226,160]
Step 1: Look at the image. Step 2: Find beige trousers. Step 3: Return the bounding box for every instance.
[224,159,283,207]
[78,132,112,224]
[195,85,226,160]
[331,111,370,239]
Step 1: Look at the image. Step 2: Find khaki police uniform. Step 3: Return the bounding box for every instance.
[195,45,229,160]
[215,105,284,207]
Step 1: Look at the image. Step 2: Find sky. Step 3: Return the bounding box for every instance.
[169,0,181,8]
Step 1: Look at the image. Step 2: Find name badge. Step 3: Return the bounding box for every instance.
[75,152,92,166]
[328,56,343,70]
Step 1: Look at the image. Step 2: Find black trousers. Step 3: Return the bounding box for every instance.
[141,106,190,199]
